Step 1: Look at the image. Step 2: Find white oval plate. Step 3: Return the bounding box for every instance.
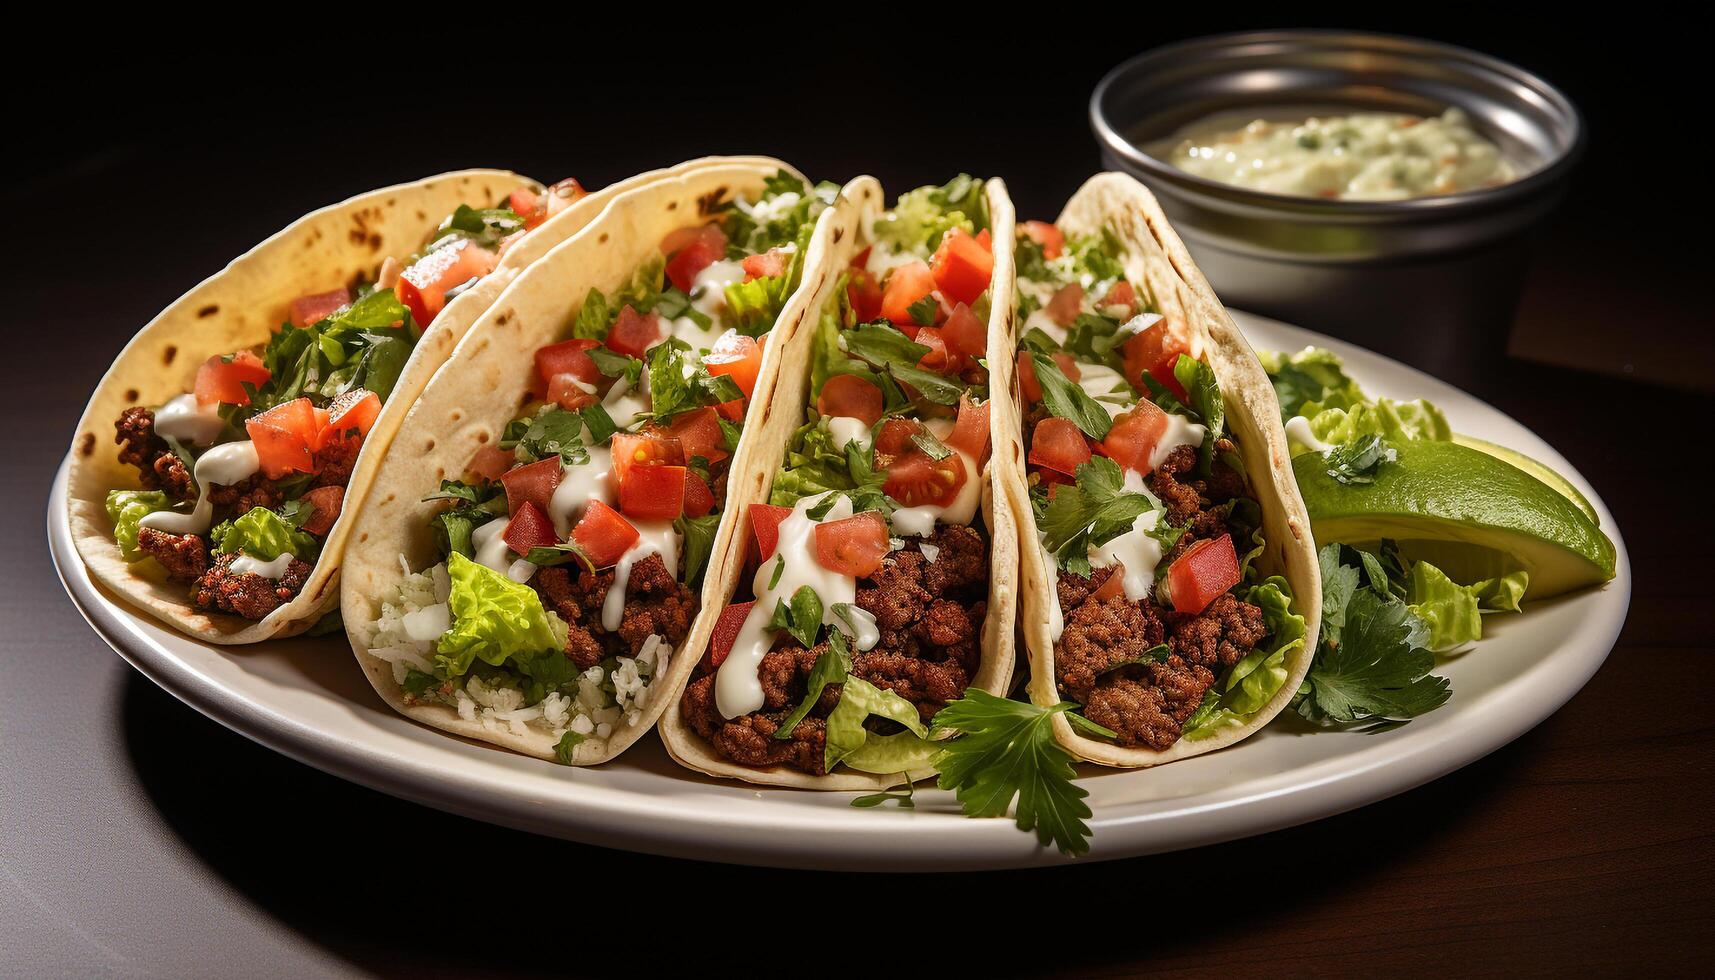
[50,313,1630,871]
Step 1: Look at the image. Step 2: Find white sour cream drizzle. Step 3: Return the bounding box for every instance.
[1283,415,1331,453]
[690,259,747,321]
[890,418,982,538]
[1088,472,1166,602]
[825,416,872,452]
[715,493,876,719]
[138,441,260,536]
[153,394,225,447]
[602,373,652,432]
[471,516,537,583]
[230,553,295,579]
[549,445,614,536]
[602,520,680,632]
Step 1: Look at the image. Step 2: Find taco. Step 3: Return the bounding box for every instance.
[995,172,1321,766]
[660,174,1020,789]
[340,160,840,765]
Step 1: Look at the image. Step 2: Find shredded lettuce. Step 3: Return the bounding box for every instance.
[211,506,317,562]
[435,552,568,677]
[1405,560,1529,650]
[1261,347,1449,450]
[824,677,929,771]
[105,490,173,561]
[871,175,986,253]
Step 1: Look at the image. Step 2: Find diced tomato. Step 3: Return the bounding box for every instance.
[816,374,883,426]
[1029,417,1093,476]
[546,373,598,411]
[466,445,514,482]
[611,431,683,484]
[500,456,562,515]
[741,248,789,281]
[883,450,967,509]
[662,224,728,292]
[1021,220,1064,259]
[1101,401,1171,475]
[873,417,924,463]
[572,500,639,568]
[668,408,728,464]
[299,486,345,536]
[324,388,380,442]
[618,464,687,521]
[976,228,991,250]
[543,178,587,221]
[947,393,990,460]
[534,338,604,388]
[941,302,986,361]
[504,501,559,556]
[710,601,754,667]
[914,327,952,374]
[1167,535,1241,615]
[705,330,765,399]
[194,351,271,406]
[715,398,746,421]
[244,398,321,478]
[682,471,715,518]
[1047,283,1084,328]
[396,240,498,326]
[813,511,890,577]
[1122,318,1191,399]
[1102,280,1137,315]
[1016,351,1080,404]
[1089,562,1127,602]
[880,261,937,326]
[749,503,794,561]
[509,187,544,230]
[847,266,883,322]
[930,227,994,306]
[605,305,663,359]
[288,288,351,328]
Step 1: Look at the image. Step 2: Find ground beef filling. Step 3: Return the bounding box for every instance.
[190,552,313,620]
[531,553,695,670]
[115,407,194,501]
[680,524,988,775]
[1053,440,1271,750]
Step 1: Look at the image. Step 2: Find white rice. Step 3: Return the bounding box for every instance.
[366,559,669,749]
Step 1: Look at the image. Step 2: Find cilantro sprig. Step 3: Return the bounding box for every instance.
[1037,457,1161,576]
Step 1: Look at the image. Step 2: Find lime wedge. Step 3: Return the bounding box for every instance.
[1293,439,1616,599]
[1452,434,1600,526]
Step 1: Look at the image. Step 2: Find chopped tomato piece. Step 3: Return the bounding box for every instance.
[947,393,990,460]
[813,511,890,577]
[749,503,795,561]
[741,248,789,281]
[572,500,639,568]
[682,471,715,518]
[704,331,764,399]
[611,431,683,484]
[715,398,746,421]
[543,178,587,220]
[534,338,604,388]
[324,389,380,442]
[1089,562,1127,602]
[930,227,994,306]
[847,266,883,322]
[299,486,345,536]
[1016,351,1080,404]
[605,305,663,359]
[245,398,321,478]
[1029,417,1093,476]
[509,187,544,230]
[1122,319,1191,399]
[288,288,351,328]
[397,240,498,326]
[668,408,728,464]
[816,374,883,426]
[1020,220,1064,260]
[619,463,686,521]
[941,302,986,361]
[1167,535,1241,615]
[504,501,559,556]
[500,456,562,515]
[466,445,514,482]
[194,351,271,406]
[1047,282,1084,328]
[883,450,967,509]
[546,373,598,411]
[662,224,729,292]
[914,327,953,374]
[873,417,925,463]
[710,601,754,667]
[1102,401,1170,474]
[975,228,992,250]
[1101,280,1137,315]
[880,261,937,326]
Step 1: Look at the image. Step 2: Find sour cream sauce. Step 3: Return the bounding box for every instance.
[139,441,260,536]
[153,395,225,447]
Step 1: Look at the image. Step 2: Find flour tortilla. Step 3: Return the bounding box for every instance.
[996,172,1322,767]
[340,159,832,766]
[67,160,773,644]
[658,175,1022,790]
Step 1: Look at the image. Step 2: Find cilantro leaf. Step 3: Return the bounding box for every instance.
[1295,586,1449,726]
[1037,457,1158,574]
[775,631,851,740]
[1030,352,1112,440]
[554,731,585,765]
[1322,434,1396,485]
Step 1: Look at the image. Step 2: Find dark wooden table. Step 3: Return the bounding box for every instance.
[4,23,1708,977]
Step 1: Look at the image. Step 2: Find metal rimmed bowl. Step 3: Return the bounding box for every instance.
[1090,30,1584,380]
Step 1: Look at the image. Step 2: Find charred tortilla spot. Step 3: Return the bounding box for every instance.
[424,438,436,452]
[476,430,489,443]
[163,345,178,365]
[832,227,844,243]
[696,188,729,216]
[124,389,138,403]
[666,200,678,211]
[196,305,219,318]
[495,311,511,326]
[598,232,609,244]
[79,433,95,457]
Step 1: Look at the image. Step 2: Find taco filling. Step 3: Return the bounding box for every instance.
[107,181,585,621]
[362,173,834,753]
[1013,220,1305,749]
[680,177,997,776]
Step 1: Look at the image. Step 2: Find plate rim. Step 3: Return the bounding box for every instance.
[50,311,1632,871]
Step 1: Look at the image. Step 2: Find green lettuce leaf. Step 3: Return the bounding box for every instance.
[824,676,929,771]
[211,506,317,562]
[1405,560,1530,651]
[871,175,986,253]
[1183,577,1305,739]
[105,490,173,561]
[436,552,567,677]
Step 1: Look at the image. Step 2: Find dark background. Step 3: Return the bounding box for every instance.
[5,16,1710,978]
